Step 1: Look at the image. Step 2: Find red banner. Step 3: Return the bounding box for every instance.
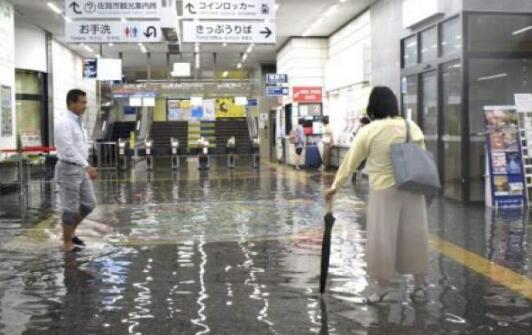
[293,87,322,103]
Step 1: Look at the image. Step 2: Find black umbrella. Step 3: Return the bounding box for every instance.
[320,202,336,294]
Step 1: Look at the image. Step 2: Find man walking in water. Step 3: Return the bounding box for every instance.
[55,89,98,252]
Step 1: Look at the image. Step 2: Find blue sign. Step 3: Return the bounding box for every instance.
[266,74,288,85]
[266,86,289,97]
[248,99,258,107]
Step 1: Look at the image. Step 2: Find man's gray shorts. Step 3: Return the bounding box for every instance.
[55,161,96,225]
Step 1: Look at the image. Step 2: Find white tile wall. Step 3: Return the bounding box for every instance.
[51,40,97,139]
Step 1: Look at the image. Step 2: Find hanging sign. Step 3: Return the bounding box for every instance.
[182,20,275,44]
[65,21,161,42]
[485,106,527,207]
[293,87,322,103]
[182,0,275,19]
[266,86,288,97]
[65,0,160,18]
[266,74,288,85]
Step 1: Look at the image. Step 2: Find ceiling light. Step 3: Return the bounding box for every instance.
[47,2,62,14]
[237,63,242,69]
[275,3,280,12]
[108,43,114,47]
[82,44,94,53]
[246,44,253,53]
[339,0,347,3]
[138,43,147,53]
[324,4,339,16]
[195,54,200,69]
[222,71,228,78]
[121,17,127,23]
[223,42,228,47]
[64,16,72,23]
[513,25,532,36]
[477,73,508,81]
[242,53,248,62]
[195,43,200,53]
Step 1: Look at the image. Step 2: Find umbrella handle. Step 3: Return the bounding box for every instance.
[326,201,333,214]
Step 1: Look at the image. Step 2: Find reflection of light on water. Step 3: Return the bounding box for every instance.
[238,228,277,333]
[128,258,154,335]
[191,235,210,335]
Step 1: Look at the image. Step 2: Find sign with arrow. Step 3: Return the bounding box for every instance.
[65,21,162,43]
[182,0,275,19]
[182,20,276,44]
[65,0,160,19]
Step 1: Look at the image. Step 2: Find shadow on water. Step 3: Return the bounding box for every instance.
[0,163,530,334]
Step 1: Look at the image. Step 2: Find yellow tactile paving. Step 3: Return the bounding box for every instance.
[430,235,532,300]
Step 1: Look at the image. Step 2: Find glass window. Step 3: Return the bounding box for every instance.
[401,76,418,123]
[469,58,532,201]
[442,17,462,56]
[469,14,532,52]
[403,35,418,67]
[421,27,438,62]
[16,100,43,146]
[442,61,463,200]
[15,70,42,95]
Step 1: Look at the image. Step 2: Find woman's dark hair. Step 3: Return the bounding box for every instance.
[366,86,399,120]
[298,118,305,125]
[322,116,329,125]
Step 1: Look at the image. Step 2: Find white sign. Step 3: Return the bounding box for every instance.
[182,20,275,44]
[515,94,532,112]
[182,0,275,19]
[65,0,160,18]
[65,21,161,43]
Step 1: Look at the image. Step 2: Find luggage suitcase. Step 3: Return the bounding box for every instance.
[305,145,322,168]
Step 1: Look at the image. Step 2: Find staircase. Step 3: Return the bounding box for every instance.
[215,118,252,155]
[150,122,188,155]
[108,122,136,142]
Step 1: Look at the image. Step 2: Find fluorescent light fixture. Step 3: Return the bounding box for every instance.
[223,42,228,47]
[138,43,147,53]
[195,54,200,69]
[195,43,200,53]
[64,16,72,23]
[98,58,122,81]
[47,2,62,14]
[121,17,127,23]
[191,97,203,106]
[222,71,229,78]
[477,73,508,81]
[242,53,248,62]
[339,0,347,3]
[235,97,248,106]
[324,4,339,16]
[275,3,280,12]
[512,25,532,36]
[237,63,242,69]
[82,44,94,53]
[108,42,114,47]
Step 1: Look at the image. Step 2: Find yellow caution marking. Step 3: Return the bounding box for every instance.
[430,235,532,300]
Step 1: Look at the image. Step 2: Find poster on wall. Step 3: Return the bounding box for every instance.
[168,100,193,121]
[203,99,215,120]
[215,98,245,118]
[485,106,527,207]
[1,85,12,137]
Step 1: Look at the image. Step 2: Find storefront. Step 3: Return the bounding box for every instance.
[400,12,532,203]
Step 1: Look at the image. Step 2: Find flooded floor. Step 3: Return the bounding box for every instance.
[0,158,531,334]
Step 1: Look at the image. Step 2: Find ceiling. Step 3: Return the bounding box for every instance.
[12,0,376,80]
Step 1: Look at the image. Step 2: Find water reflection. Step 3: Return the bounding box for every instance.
[0,163,530,334]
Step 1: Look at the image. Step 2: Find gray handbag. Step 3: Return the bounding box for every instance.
[390,119,441,196]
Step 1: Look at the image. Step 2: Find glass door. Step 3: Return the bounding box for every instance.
[421,71,439,172]
[442,61,463,200]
